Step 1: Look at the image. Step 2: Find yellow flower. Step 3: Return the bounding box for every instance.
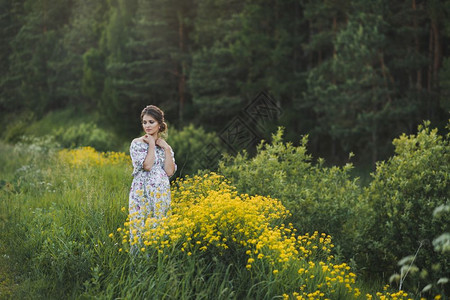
[114,172,371,299]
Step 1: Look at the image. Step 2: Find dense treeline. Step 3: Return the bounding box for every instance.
[1,0,449,164]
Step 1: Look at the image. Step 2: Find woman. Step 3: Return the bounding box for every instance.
[128,105,176,247]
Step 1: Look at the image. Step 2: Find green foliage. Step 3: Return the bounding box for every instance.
[189,46,243,125]
[53,122,119,152]
[81,48,105,104]
[388,202,450,298]
[167,124,223,176]
[2,111,35,143]
[1,0,450,166]
[357,122,450,285]
[304,1,399,164]
[219,127,362,254]
[189,0,245,126]
[2,108,125,152]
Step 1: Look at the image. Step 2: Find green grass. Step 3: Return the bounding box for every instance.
[0,140,130,298]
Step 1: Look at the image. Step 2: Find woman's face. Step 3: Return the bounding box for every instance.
[142,114,159,135]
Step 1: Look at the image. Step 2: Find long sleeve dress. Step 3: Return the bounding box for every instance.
[128,139,176,247]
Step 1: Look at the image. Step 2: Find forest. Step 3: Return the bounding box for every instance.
[0,0,449,299]
[1,0,449,166]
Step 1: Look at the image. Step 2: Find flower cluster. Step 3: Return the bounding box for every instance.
[117,173,289,255]
[58,147,130,167]
[113,172,412,299]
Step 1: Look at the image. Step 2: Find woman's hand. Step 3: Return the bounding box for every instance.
[156,138,170,150]
[143,134,156,147]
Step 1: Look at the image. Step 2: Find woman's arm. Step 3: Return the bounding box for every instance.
[142,144,156,171]
[162,147,176,176]
[156,139,176,176]
[142,135,156,171]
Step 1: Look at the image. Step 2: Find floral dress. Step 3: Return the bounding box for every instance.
[128,140,176,247]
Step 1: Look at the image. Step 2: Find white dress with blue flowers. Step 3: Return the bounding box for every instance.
[128,140,176,246]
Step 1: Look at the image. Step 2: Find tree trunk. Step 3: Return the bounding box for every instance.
[431,19,441,89]
[427,18,442,119]
[332,16,337,85]
[379,51,393,103]
[427,26,433,92]
[371,125,377,167]
[412,0,422,90]
[177,9,186,123]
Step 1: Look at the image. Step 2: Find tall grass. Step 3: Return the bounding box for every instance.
[0,141,130,298]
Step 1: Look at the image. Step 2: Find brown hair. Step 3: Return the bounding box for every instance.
[140,105,167,134]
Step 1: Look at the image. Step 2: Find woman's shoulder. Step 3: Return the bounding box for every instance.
[132,137,145,144]
[130,137,147,150]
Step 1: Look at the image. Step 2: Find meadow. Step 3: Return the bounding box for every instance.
[0,122,448,299]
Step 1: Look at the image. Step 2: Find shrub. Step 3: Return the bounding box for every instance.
[389,202,450,299]
[167,124,224,176]
[357,122,449,285]
[218,127,362,257]
[53,122,119,152]
[2,111,35,143]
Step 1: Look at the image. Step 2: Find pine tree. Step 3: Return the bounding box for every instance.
[58,0,109,109]
[305,0,396,164]
[101,0,194,135]
[0,0,25,118]
[99,0,138,135]
[7,0,73,115]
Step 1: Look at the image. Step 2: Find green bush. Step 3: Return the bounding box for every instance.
[218,127,362,256]
[1,108,125,152]
[2,111,36,143]
[388,202,450,298]
[356,122,449,284]
[167,124,224,176]
[53,122,119,152]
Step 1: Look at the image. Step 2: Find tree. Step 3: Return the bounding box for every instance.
[188,0,244,128]
[6,0,73,115]
[59,0,109,109]
[100,0,194,136]
[305,1,398,164]
[297,0,351,159]
[190,0,306,136]
[0,0,25,120]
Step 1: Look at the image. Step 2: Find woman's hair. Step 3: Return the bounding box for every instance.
[140,105,167,134]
